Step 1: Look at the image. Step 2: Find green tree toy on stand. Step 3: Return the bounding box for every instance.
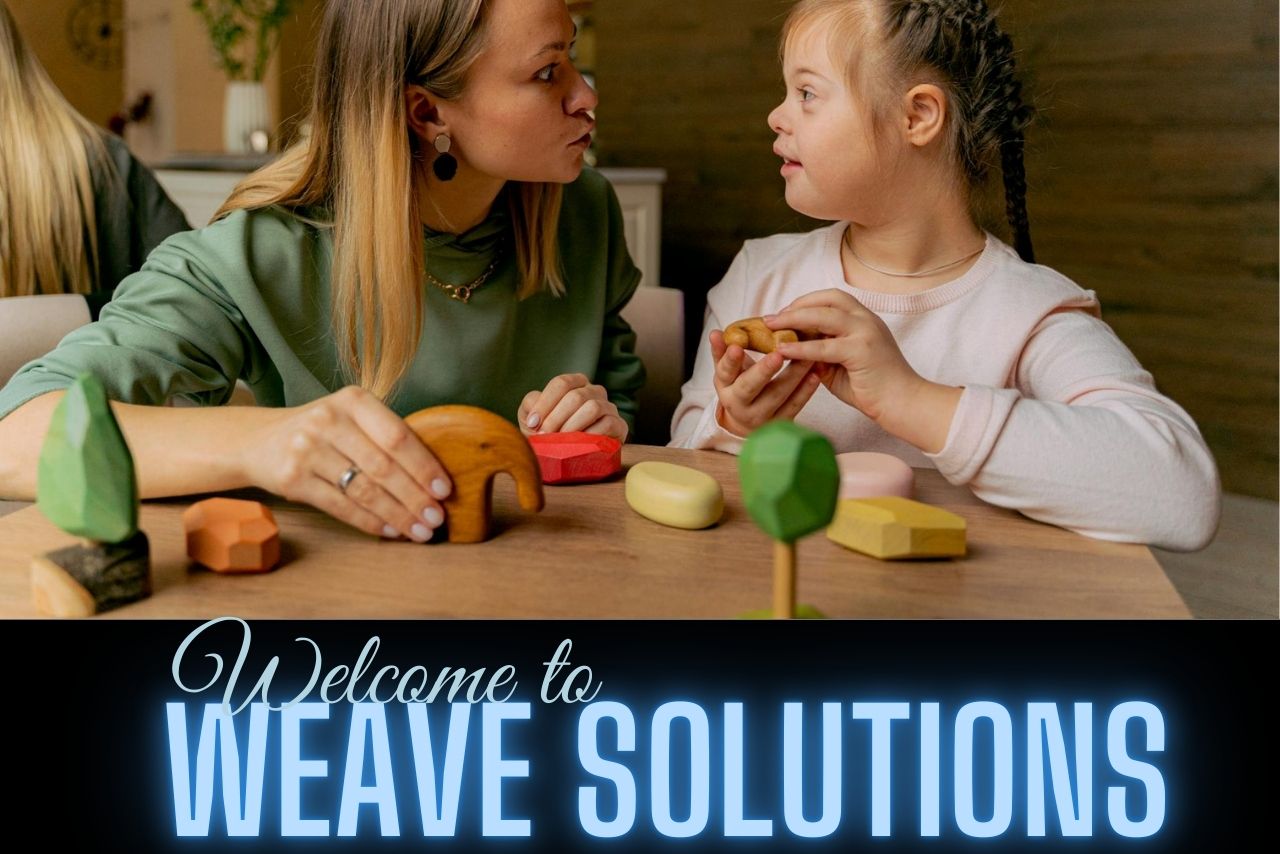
[30,374,151,617]
[739,421,840,619]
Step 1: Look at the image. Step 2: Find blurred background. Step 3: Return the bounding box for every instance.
[8,0,1277,613]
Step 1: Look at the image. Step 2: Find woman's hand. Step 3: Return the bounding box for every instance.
[709,328,822,436]
[238,386,453,542]
[769,289,962,452]
[519,373,629,441]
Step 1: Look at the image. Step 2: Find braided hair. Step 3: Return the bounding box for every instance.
[880,0,1036,262]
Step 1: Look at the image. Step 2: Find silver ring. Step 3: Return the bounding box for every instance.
[337,465,361,494]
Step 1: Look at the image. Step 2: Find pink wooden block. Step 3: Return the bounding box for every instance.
[528,432,623,484]
[835,452,915,500]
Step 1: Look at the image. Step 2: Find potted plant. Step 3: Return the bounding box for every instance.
[190,0,296,153]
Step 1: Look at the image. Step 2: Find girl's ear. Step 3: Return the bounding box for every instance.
[405,84,448,141]
[902,83,947,148]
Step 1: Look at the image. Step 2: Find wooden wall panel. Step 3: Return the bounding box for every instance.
[595,0,1278,498]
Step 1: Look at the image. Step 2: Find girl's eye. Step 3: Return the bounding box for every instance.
[536,63,559,83]
[798,88,815,102]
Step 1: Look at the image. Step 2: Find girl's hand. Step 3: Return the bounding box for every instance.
[769,290,961,452]
[519,373,629,441]
[709,328,823,436]
[238,386,453,543]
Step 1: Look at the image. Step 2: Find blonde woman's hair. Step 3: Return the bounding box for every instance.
[218,0,566,401]
[0,0,112,297]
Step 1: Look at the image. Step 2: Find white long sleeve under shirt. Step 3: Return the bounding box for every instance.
[670,223,1221,552]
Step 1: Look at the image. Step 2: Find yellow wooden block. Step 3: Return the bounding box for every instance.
[826,497,966,560]
[625,461,724,530]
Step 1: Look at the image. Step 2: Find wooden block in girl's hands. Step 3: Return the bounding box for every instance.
[404,405,545,543]
[184,498,281,573]
[528,432,623,484]
[723,317,816,354]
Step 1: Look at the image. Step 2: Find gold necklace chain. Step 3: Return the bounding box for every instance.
[426,249,504,304]
[844,230,984,279]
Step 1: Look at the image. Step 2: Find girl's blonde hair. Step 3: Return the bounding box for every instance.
[218,0,566,400]
[784,0,1036,262]
[0,0,112,297]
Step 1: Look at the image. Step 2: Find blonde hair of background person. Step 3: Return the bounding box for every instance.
[0,0,108,297]
[0,0,641,546]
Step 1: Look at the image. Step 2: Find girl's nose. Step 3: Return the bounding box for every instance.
[767,102,788,134]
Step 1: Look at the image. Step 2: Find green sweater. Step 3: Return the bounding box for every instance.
[0,168,646,429]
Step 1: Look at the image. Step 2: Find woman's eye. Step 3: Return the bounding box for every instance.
[536,64,558,83]
[798,88,815,102]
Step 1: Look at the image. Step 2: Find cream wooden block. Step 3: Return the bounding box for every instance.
[827,497,966,560]
[625,461,723,530]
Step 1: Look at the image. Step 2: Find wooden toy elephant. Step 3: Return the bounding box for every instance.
[404,405,545,543]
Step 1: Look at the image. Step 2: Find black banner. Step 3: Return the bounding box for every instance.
[6,620,1270,851]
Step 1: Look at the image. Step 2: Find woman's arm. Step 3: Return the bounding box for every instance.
[0,386,457,544]
[0,391,266,499]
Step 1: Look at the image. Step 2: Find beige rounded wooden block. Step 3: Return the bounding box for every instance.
[30,557,96,618]
[625,461,724,530]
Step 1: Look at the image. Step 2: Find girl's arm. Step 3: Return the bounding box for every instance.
[668,249,750,451]
[924,310,1221,552]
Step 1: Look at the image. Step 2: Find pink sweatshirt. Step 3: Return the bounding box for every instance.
[669,223,1221,551]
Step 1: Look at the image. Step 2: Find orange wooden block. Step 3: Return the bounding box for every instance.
[404,405,545,543]
[528,432,623,484]
[183,498,281,573]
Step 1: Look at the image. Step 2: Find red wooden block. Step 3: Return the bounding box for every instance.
[528,432,623,484]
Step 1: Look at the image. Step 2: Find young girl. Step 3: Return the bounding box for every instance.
[670,0,1219,551]
[0,0,643,545]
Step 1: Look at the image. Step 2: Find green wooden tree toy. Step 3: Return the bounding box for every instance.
[30,374,151,617]
[739,421,839,619]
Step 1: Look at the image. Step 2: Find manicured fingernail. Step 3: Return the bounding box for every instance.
[411,524,433,543]
[431,478,452,499]
[382,525,399,539]
[527,412,541,429]
[764,314,777,322]
[423,506,444,527]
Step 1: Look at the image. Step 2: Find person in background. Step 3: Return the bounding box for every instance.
[0,0,190,379]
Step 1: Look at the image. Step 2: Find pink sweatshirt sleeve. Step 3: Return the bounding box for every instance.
[926,309,1221,551]
[668,248,752,451]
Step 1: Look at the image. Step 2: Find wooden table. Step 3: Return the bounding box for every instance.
[0,446,1190,618]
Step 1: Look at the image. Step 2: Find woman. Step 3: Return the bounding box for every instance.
[0,0,190,313]
[0,0,645,545]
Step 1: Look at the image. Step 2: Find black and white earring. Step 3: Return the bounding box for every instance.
[432,134,458,182]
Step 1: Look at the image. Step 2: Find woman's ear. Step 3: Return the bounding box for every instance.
[902,83,947,148]
[405,84,448,142]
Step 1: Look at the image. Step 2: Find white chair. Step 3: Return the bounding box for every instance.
[621,286,685,446]
[0,294,91,389]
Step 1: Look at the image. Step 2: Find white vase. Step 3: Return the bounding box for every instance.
[223,81,271,154]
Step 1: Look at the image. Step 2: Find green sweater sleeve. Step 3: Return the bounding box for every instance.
[0,215,262,421]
